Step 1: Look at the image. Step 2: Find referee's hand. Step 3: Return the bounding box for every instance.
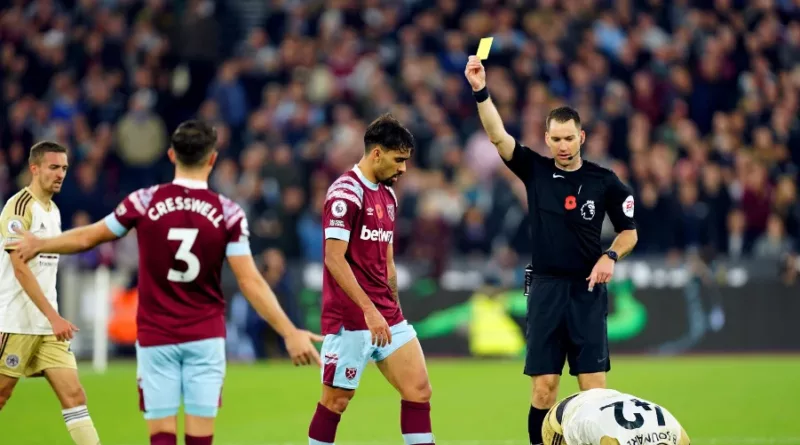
[464,56,486,91]
[587,255,615,291]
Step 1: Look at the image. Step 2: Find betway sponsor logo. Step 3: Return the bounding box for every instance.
[359,226,393,243]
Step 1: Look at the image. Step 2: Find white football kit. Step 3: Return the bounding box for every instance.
[0,188,62,334]
[558,389,684,445]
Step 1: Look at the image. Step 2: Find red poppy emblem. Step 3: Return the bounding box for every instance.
[565,195,577,210]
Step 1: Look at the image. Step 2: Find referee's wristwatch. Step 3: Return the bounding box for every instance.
[603,250,619,262]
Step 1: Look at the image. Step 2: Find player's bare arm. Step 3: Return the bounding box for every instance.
[387,243,399,303]
[8,252,77,341]
[325,238,392,347]
[12,221,119,262]
[465,55,515,161]
[227,254,322,366]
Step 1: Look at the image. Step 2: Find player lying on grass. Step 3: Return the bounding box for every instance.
[0,141,101,445]
[307,114,436,445]
[11,120,322,445]
[543,388,690,445]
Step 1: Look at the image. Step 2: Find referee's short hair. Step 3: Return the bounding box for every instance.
[546,107,582,130]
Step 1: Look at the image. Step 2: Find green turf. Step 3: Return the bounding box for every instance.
[3,356,799,445]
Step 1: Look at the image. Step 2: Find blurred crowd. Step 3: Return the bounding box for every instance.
[2,0,800,278]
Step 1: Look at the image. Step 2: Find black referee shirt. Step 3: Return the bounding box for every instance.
[504,141,637,279]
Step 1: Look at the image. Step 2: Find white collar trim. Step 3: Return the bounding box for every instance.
[173,178,208,189]
[352,165,379,190]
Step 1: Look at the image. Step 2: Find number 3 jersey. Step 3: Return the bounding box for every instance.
[560,388,685,445]
[104,178,250,347]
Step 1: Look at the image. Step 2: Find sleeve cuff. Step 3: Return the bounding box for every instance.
[103,213,129,237]
[324,227,350,241]
[225,241,251,257]
[615,223,637,232]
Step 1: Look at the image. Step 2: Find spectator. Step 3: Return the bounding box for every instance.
[207,61,248,130]
[753,213,794,259]
[725,209,750,261]
[114,90,166,190]
[244,248,301,359]
[0,0,798,264]
[297,189,324,262]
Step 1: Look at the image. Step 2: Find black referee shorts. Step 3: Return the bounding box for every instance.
[524,276,610,377]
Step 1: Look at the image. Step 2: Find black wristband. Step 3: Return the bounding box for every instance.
[472,86,489,103]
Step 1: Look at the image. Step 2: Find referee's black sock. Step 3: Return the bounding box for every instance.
[528,405,548,445]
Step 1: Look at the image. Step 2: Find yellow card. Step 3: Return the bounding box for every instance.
[476,37,493,60]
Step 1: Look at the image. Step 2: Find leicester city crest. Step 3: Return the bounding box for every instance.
[5,354,20,369]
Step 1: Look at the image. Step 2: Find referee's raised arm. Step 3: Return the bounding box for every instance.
[466,56,638,445]
[464,55,516,161]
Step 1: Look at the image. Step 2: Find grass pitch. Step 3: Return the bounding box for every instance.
[3,356,799,445]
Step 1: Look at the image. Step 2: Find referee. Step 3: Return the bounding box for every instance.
[465,56,638,445]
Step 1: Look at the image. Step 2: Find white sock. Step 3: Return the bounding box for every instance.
[63,405,101,445]
[63,405,90,425]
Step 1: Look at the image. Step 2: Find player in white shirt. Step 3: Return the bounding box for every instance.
[542,388,690,445]
[0,180,64,335]
[0,141,101,445]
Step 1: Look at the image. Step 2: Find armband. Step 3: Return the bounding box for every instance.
[472,86,490,103]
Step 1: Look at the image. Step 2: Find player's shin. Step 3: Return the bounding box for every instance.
[184,415,215,444]
[401,400,435,445]
[62,405,101,445]
[308,403,342,445]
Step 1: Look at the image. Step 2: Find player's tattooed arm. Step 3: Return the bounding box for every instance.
[388,275,399,302]
[387,243,399,302]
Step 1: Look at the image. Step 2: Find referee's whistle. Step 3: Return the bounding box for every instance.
[524,264,534,297]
